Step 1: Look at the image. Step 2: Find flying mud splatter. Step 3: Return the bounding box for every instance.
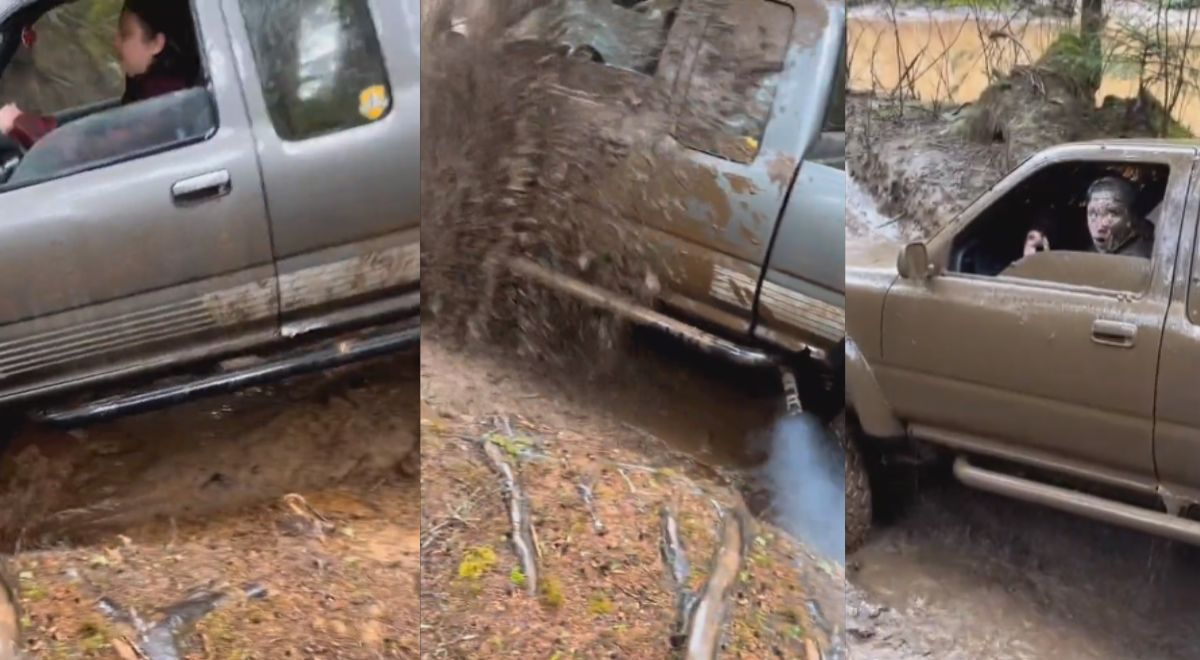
[420,0,771,366]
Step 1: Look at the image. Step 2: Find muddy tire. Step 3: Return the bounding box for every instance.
[836,411,873,555]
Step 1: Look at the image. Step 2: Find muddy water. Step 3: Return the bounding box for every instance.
[563,332,848,568]
[548,331,1200,659]
[849,12,1200,133]
[851,480,1200,660]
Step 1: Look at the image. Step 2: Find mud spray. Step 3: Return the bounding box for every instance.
[757,369,845,563]
[421,0,772,365]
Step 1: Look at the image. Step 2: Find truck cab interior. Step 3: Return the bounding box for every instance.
[0,0,205,186]
[948,160,1169,289]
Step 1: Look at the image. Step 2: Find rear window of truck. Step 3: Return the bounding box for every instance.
[673,0,792,163]
[238,0,392,141]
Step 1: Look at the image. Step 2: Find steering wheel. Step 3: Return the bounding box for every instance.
[0,134,24,185]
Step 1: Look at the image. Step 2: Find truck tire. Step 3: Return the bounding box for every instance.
[836,411,872,554]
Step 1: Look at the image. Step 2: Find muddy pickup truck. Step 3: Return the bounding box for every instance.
[465,0,846,393]
[0,0,419,436]
[845,140,1200,552]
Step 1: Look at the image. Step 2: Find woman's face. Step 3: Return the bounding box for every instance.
[114,11,165,76]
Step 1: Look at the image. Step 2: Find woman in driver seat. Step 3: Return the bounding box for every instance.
[0,0,199,150]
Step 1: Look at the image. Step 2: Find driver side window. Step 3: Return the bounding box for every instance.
[6,87,215,189]
[947,160,1171,294]
[0,0,211,191]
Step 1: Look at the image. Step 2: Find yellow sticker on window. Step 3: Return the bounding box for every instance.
[359,85,390,121]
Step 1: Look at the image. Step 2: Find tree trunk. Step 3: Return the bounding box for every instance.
[1080,0,1104,93]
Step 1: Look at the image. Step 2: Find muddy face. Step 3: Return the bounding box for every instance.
[1087,191,1131,252]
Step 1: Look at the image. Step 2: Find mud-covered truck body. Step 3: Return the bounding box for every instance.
[846,140,1200,549]
[485,0,846,369]
[0,0,419,426]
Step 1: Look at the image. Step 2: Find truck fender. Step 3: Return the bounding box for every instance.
[845,337,905,439]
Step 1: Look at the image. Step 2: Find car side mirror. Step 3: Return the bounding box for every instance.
[897,242,931,280]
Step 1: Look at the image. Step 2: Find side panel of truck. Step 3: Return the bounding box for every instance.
[1153,161,1200,503]
[219,0,420,323]
[756,159,845,352]
[0,1,277,404]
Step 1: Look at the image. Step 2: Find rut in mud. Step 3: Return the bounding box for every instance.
[0,354,420,659]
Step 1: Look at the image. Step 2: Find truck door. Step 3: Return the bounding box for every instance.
[877,148,1192,486]
[0,0,276,403]
[222,0,420,327]
[628,0,845,336]
[1154,161,1200,504]
[756,31,846,354]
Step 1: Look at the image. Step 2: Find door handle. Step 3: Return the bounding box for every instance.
[172,170,230,205]
[1091,319,1137,348]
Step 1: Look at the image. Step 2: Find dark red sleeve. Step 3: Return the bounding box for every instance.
[8,112,58,149]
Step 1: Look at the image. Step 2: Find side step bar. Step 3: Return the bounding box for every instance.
[953,457,1200,546]
[34,322,420,428]
[507,257,777,368]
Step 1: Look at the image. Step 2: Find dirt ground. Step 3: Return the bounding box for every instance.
[0,352,420,659]
[420,338,846,659]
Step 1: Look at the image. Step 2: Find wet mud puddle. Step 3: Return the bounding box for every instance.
[849,482,1200,660]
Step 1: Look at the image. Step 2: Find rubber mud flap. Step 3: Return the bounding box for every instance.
[837,411,873,554]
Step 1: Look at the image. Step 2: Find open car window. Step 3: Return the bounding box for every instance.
[0,0,124,116]
[948,160,1170,294]
[5,87,215,189]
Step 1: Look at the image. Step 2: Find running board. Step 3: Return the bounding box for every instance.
[953,457,1200,546]
[33,322,420,428]
[507,258,778,368]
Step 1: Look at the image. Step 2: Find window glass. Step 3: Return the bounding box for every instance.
[948,160,1169,293]
[4,87,215,188]
[504,0,681,76]
[239,0,393,140]
[674,0,792,163]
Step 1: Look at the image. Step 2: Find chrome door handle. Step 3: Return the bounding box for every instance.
[1092,319,1137,348]
[172,170,230,205]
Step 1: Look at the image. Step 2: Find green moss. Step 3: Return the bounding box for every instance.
[509,568,527,588]
[457,546,498,580]
[485,433,533,459]
[76,620,112,652]
[587,593,614,616]
[539,576,564,609]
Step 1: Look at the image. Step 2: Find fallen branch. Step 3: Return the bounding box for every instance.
[576,482,607,536]
[684,506,751,660]
[659,506,695,646]
[481,440,538,596]
[98,583,267,660]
